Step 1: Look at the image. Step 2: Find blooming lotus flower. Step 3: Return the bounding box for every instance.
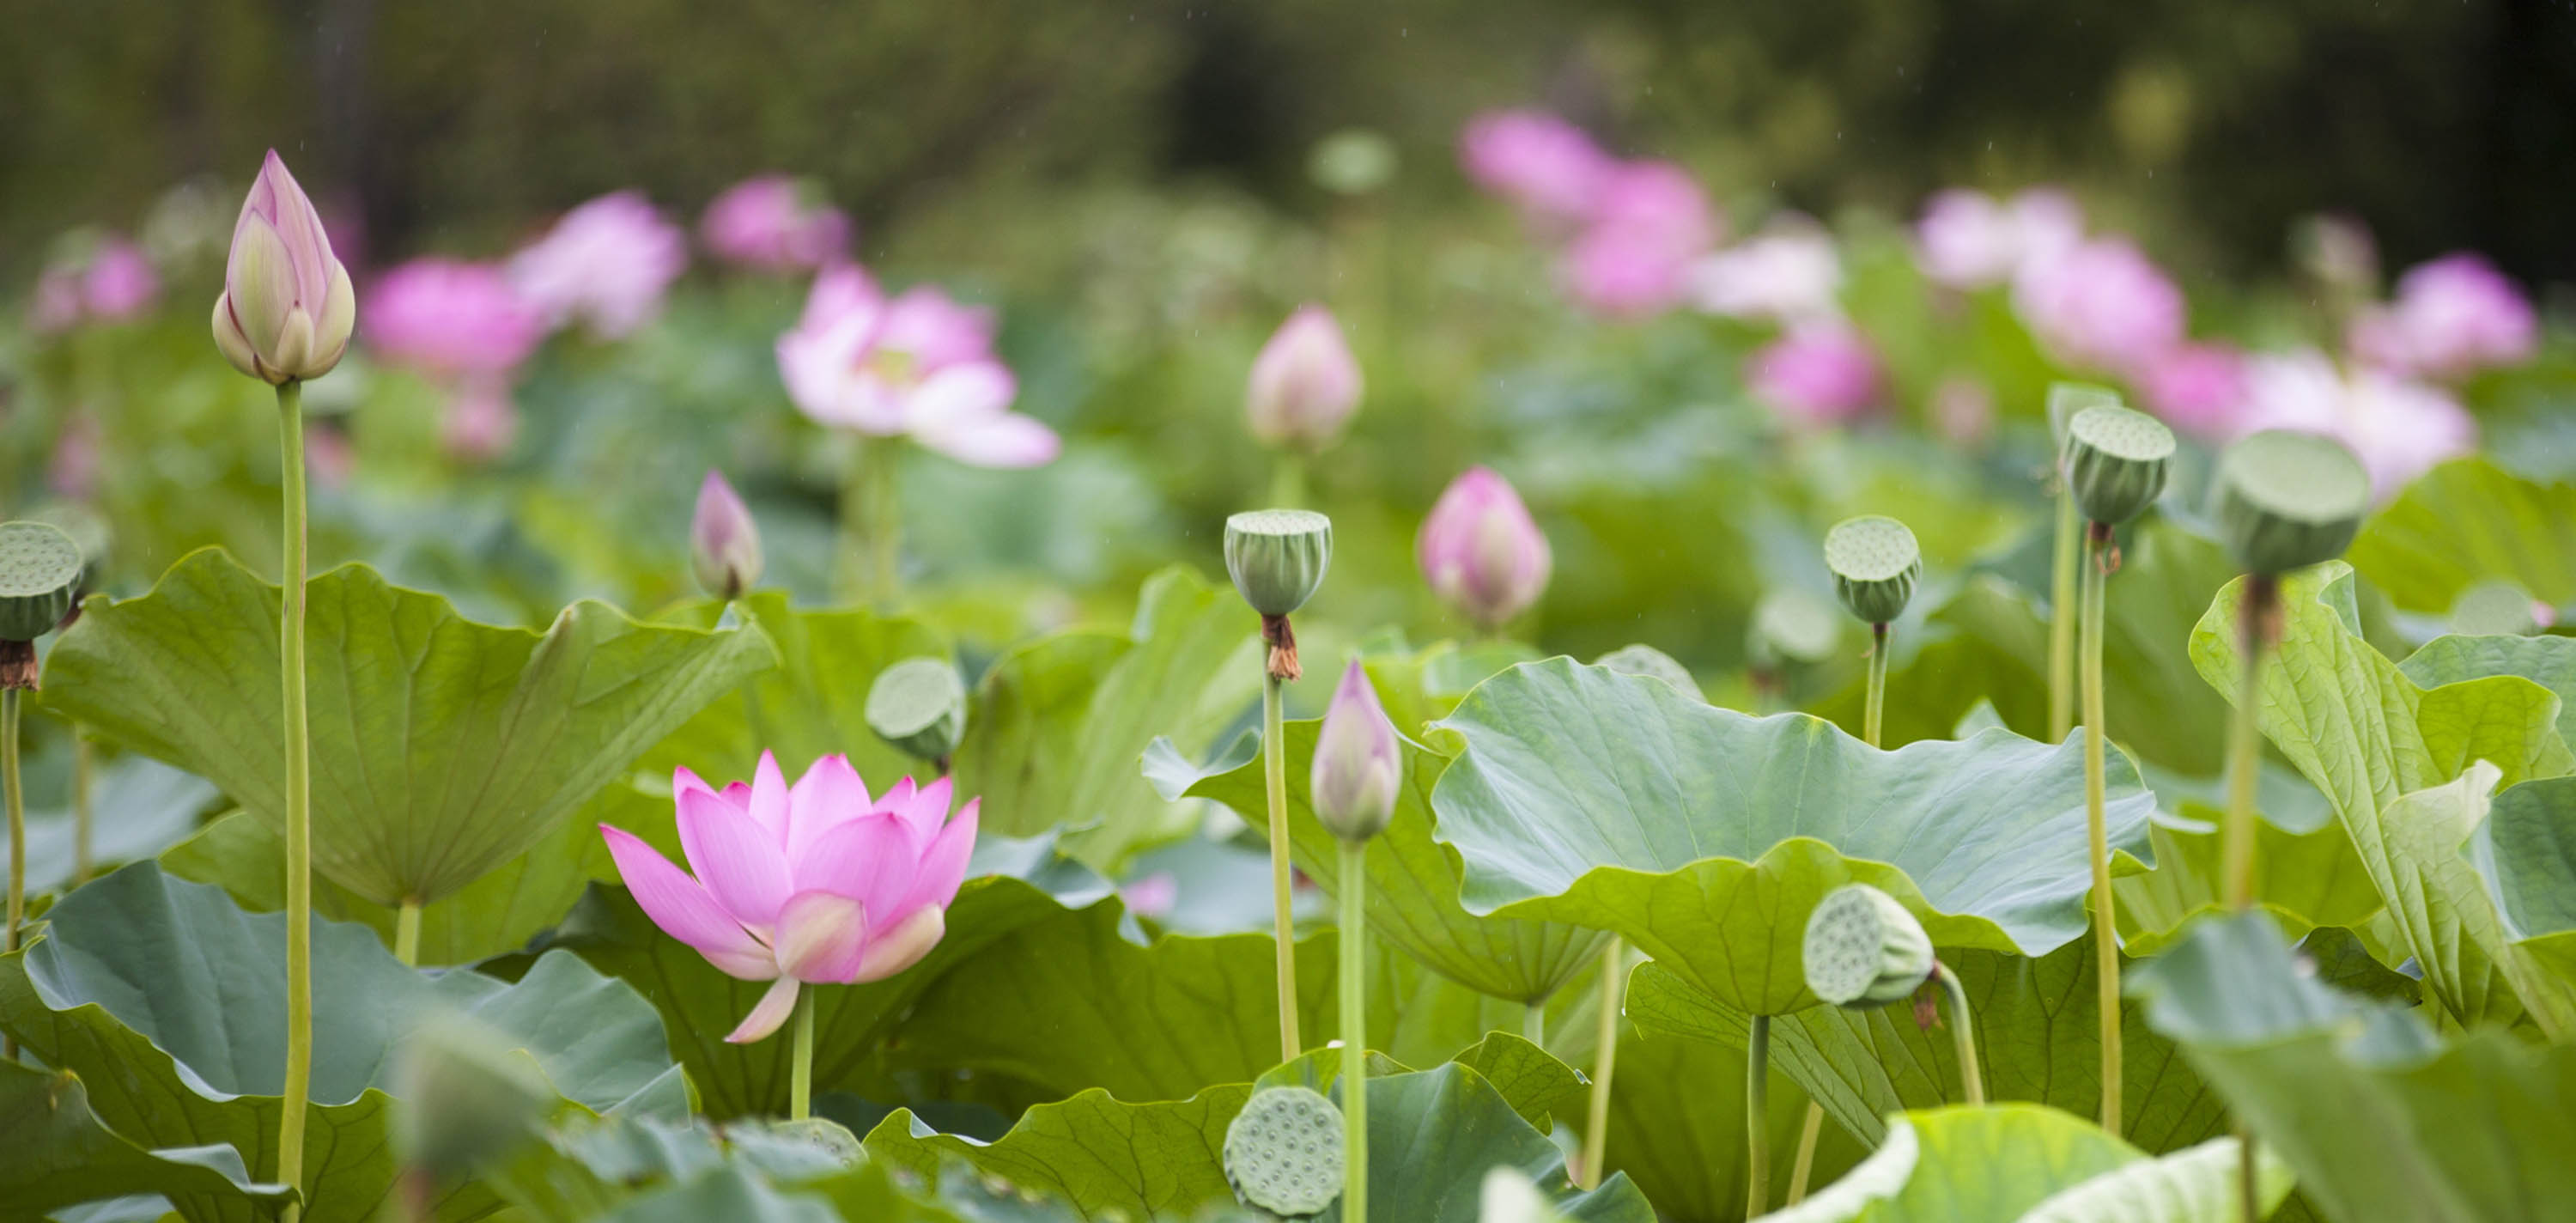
[1747,323,1882,427]
[2347,253,2537,380]
[1559,161,1717,318]
[1687,218,1843,325]
[600,752,980,1043]
[2011,236,2184,374]
[777,264,1058,468]
[82,238,160,322]
[692,470,764,599]
[212,151,355,384]
[1459,109,1616,227]
[365,259,544,378]
[1246,305,1363,450]
[702,175,852,272]
[2238,347,2475,501]
[508,191,687,339]
[1310,660,1400,843]
[1913,187,2082,289]
[2137,343,2250,439]
[1418,466,1552,629]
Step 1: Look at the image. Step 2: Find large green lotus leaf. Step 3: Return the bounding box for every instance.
[544,831,1114,1119]
[0,1061,293,1220]
[2190,564,2575,1033]
[867,1062,1651,1222]
[1429,658,2157,1014]
[2346,457,2576,613]
[1625,940,2229,1154]
[1148,719,1610,1006]
[0,863,685,1223]
[2131,910,2576,1223]
[1766,1104,2289,1223]
[42,548,775,908]
[161,782,665,966]
[2366,766,2576,1038]
[0,755,216,899]
[952,565,1261,870]
[2473,775,2576,996]
[639,592,950,784]
[2399,633,2576,752]
[2113,805,2384,958]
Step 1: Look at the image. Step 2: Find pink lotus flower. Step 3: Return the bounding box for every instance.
[777,264,1058,468]
[2137,343,2250,439]
[365,259,544,378]
[2012,236,2185,374]
[2238,348,2475,501]
[702,175,853,272]
[1460,110,1616,227]
[2347,253,2537,380]
[82,238,161,321]
[508,192,688,339]
[213,151,356,385]
[1246,304,1363,450]
[601,752,980,1044]
[1687,217,1844,324]
[1559,161,1717,319]
[1914,188,2082,289]
[1419,466,1552,630]
[1747,323,1882,427]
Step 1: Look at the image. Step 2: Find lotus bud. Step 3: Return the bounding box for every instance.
[1417,466,1552,630]
[866,656,969,766]
[0,521,84,691]
[1225,508,1333,680]
[1802,883,1935,1009]
[1823,515,1921,626]
[690,470,764,600]
[2062,402,2174,527]
[211,151,355,385]
[392,1014,553,1182]
[2215,429,2368,576]
[1246,305,1364,451]
[1224,1085,1346,1220]
[1312,660,1400,842]
[1593,644,1702,702]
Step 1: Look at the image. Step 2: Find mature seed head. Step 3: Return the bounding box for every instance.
[1803,883,1935,1009]
[2062,402,2174,526]
[2215,429,2369,576]
[1224,1086,1346,1220]
[1823,515,1921,626]
[1224,508,1334,618]
[0,520,84,645]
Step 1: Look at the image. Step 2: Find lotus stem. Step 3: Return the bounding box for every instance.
[1863,624,1890,746]
[1934,963,1984,1105]
[838,436,902,606]
[276,379,315,1212]
[1270,453,1309,509]
[1579,936,1626,1191]
[1264,672,1301,1062]
[394,899,422,967]
[1787,1103,1826,1204]
[1522,999,1546,1048]
[3,688,20,1063]
[2081,524,2121,1135]
[1338,837,1369,1223]
[2048,489,2080,741]
[2223,575,2275,911]
[71,727,92,885]
[790,986,817,1121]
[1747,1013,1771,1219]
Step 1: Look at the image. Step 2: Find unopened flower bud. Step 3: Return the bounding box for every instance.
[2215,429,2368,576]
[1418,467,1552,630]
[211,151,355,385]
[1823,515,1921,626]
[1224,1086,1345,1219]
[1311,660,1400,842]
[690,470,764,600]
[1803,883,1934,1009]
[1246,306,1363,451]
[2062,402,2174,526]
[866,656,969,764]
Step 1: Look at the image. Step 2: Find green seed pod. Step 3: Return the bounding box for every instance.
[866,656,969,763]
[2062,403,2175,526]
[1223,1085,1346,1220]
[1747,587,1844,670]
[1224,509,1334,618]
[2214,430,2369,576]
[0,520,84,642]
[2044,382,2123,453]
[1803,883,1935,1009]
[1593,643,1702,702]
[1823,516,1921,626]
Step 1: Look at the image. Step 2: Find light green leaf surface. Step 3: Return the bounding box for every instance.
[44,549,775,907]
[2346,458,2576,613]
[2399,633,2576,754]
[0,755,216,899]
[2113,807,2383,958]
[639,592,951,785]
[0,1061,294,1221]
[2473,775,2576,996]
[1430,658,2156,1013]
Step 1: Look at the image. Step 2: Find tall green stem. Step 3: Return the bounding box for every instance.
[1935,965,1984,1105]
[1579,936,1625,1190]
[1264,672,1301,1062]
[71,727,93,885]
[394,899,422,967]
[1269,453,1309,508]
[2223,577,2274,1223]
[838,437,902,606]
[2080,528,2121,1135]
[791,987,817,1121]
[1522,1000,1546,1049]
[275,380,313,1208]
[1746,1014,1771,1220]
[1337,837,1369,1223]
[2048,490,2080,741]
[1863,624,1889,746]
[1787,1104,1826,1204]
[3,689,21,1062]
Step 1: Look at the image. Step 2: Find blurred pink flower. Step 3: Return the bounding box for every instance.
[29,267,84,334]
[1460,109,1616,227]
[1687,216,1843,324]
[1246,304,1363,450]
[777,264,1057,468]
[2012,237,2185,374]
[600,752,979,1043]
[1914,188,2082,289]
[304,423,355,490]
[365,259,544,378]
[508,191,688,339]
[2346,253,2537,380]
[47,415,99,500]
[1418,466,1552,629]
[702,175,852,272]
[2137,343,2250,439]
[1747,323,1882,427]
[2239,348,2475,500]
[81,239,160,321]
[1559,161,1717,319]
[1120,872,1179,920]
[1929,377,1996,449]
[1589,161,1717,255]
[440,376,520,464]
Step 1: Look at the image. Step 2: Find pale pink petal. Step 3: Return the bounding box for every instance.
[677,786,793,927]
[774,890,872,983]
[902,798,979,914]
[853,905,946,983]
[878,776,918,817]
[914,411,1061,469]
[747,751,792,844]
[598,824,777,980]
[726,977,802,1044]
[794,812,919,916]
[673,766,720,805]
[896,776,953,848]
[904,362,1015,424]
[787,752,874,858]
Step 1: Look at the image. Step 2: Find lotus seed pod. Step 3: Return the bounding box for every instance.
[1593,643,1702,702]
[0,521,84,642]
[2449,579,2543,637]
[1803,883,1935,1009]
[1823,515,1921,626]
[2214,430,2369,576]
[866,656,969,763]
[1747,587,1844,670]
[1223,1085,1346,1220]
[1224,508,1334,618]
[2044,381,2122,453]
[2062,403,2174,526]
